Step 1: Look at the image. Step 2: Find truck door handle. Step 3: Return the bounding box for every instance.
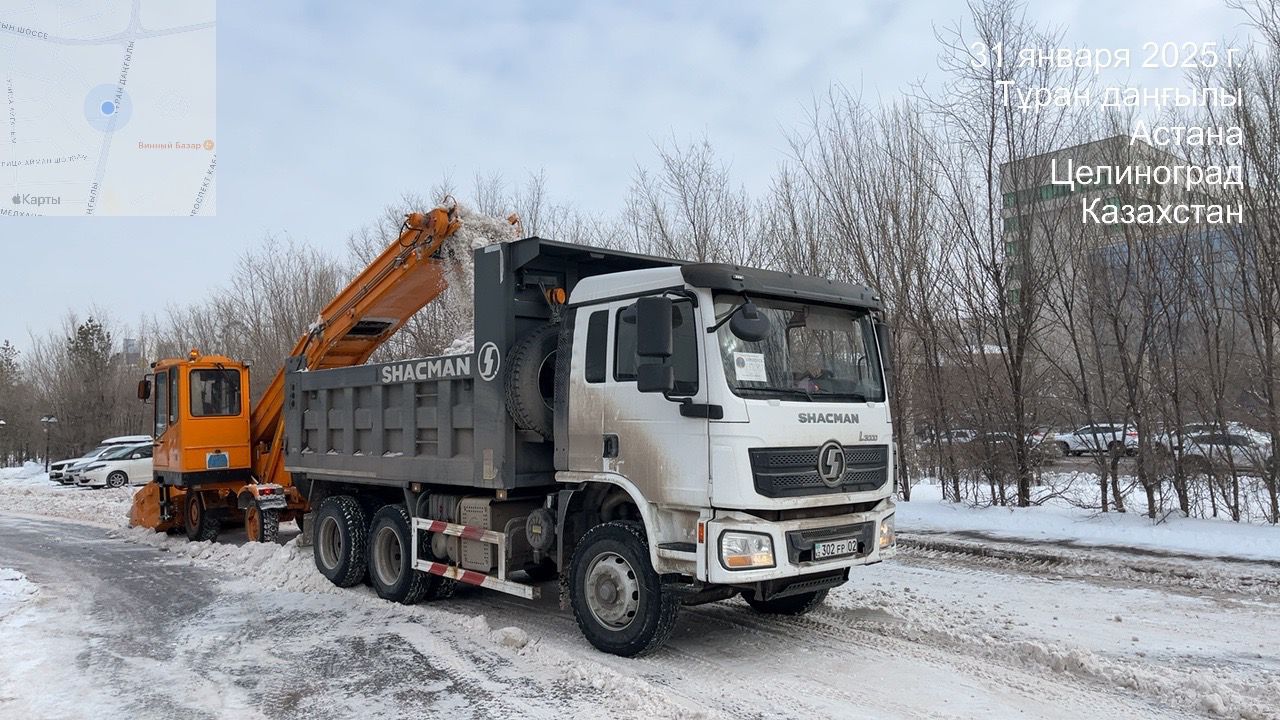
[603,434,619,459]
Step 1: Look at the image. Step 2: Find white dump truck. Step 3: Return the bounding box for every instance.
[287,236,897,656]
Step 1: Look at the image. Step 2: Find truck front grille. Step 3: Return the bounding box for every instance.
[748,444,888,498]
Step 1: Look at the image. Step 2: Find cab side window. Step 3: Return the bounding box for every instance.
[168,371,179,427]
[155,371,168,436]
[584,310,608,383]
[614,299,699,395]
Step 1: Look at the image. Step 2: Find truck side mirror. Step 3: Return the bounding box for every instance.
[137,378,151,401]
[635,296,673,358]
[729,300,770,342]
[637,363,675,393]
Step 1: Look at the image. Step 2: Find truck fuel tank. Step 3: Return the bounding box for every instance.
[458,496,541,574]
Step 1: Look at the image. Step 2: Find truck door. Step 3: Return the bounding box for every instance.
[602,297,710,508]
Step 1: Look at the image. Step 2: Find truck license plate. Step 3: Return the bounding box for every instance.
[813,537,859,560]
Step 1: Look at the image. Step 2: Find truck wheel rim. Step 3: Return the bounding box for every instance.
[246,507,261,540]
[585,551,639,630]
[318,516,342,569]
[372,526,403,586]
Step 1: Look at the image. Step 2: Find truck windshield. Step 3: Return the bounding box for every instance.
[714,295,884,403]
[190,368,242,417]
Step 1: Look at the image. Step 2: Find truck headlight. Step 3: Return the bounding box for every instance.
[879,514,896,550]
[720,531,775,570]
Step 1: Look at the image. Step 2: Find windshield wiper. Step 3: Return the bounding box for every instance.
[736,386,817,402]
[709,296,750,333]
[820,391,870,402]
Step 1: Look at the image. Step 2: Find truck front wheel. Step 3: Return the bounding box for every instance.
[743,589,829,616]
[313,495,368,588]
[569,521,679,657]
[367,504,432,604]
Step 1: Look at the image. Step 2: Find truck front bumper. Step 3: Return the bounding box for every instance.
[702,500,895,585]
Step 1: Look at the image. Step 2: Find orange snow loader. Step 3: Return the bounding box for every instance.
[129,205,465,541]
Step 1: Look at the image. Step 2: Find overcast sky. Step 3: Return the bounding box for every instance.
[0,0,1256,353]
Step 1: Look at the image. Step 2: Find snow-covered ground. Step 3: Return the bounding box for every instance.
[2,465,1279,719]
[902,482,1280,562]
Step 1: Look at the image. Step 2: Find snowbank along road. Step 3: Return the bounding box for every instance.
[1,473,1278,719]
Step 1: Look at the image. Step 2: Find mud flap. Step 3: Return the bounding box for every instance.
[299,512,315,547]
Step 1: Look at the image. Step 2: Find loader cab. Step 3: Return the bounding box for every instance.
[141,351,252,484]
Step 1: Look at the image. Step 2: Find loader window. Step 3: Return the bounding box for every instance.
[154,371,168,435]
[190,369,242,417]
[614,299,698,395]
[584,310,608,383]
[168,370,179,426]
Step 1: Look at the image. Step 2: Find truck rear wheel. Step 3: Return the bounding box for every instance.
[367,504,432,604]
[505,324,559,440]
[184,491,221,542]
[570,521,679,657]
[743,589,828,616]
[313,495,368,588]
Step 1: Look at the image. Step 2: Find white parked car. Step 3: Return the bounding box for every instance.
[1153,422,1270,453]
[76,443,153,488]
[51,434,152,484]
[939,429,977,444]
[1175,431,1273,475]
[1054,424,1138,456]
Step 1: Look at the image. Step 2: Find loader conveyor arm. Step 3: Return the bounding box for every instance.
[249,206,464,487]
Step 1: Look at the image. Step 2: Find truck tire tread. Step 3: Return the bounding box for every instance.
[368,504,432,604]
[314,495,368,588]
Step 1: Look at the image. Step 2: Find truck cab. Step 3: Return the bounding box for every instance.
[559,263,895,601]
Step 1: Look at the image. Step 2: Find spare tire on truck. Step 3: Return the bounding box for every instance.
[504,324,559,440]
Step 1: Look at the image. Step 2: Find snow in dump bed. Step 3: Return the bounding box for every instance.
[414,203,517,360]
[441,332,475,355]
[450,203,521,251]
[900,481,1280,562]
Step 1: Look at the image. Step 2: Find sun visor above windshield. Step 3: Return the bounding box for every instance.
[680,264,882,311]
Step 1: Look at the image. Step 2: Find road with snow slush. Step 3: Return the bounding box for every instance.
[1,510,1278,719]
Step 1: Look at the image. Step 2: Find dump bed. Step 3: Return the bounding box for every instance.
[282,237,680,491]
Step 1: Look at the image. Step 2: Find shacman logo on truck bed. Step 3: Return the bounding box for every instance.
[798,412,860,424]
[380,356,471,383]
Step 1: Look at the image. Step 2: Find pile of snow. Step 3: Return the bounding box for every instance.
[117,527,342,595]
[0,461,51,486]
[900,482,1280,562]
[0,568,38,621]
[0,476,134,527]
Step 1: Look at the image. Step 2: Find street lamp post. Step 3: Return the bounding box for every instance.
[40,415,58,472]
